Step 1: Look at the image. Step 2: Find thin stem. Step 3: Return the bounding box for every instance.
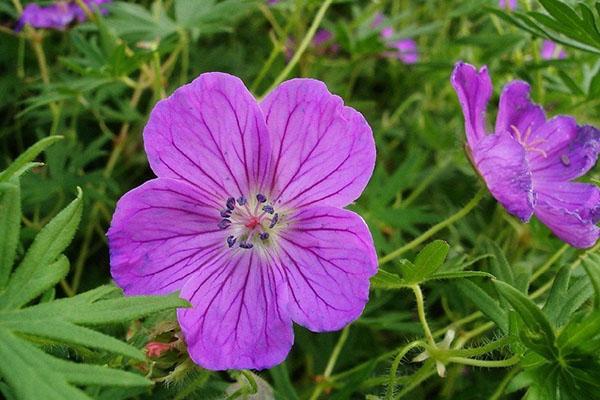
[74,0,96,22]
[379,188,486,265]
[261,0,334,97]
[411,284,436,346]
[308,326,350,400]
[529,244,569,283]
[447,354,520,368]
[385,340,426,400]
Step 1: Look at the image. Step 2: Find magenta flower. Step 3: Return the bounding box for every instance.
[541,40,566,60]
[498,0,517,10]
[452,62,600,248]
[392,39,419,64]
[17,0,110,31]
[108,74,377,370]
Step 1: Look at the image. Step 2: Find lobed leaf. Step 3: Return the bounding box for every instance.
[0,179,20,288]
[0,136,62,182]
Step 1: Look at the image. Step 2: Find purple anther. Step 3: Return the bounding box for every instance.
[259,232,270,240]
[220,209,232,218]
[239,241,254,249]
[237,196,247,206]
[269,213,279,229]
[262,205,275,214]
[218,219,231,229]
[226,197,236,210]
[227,235,237,248]
[256,193,267,203]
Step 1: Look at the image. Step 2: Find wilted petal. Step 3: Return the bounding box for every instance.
[275,207,377,331]
[144,73,271,203]
[260,79,375,209]
[535,182,600,248]
[108,178,224,295]
[472,132,534,221]
[495,81,546,140]
[531,125,600,181]
[178,251,293,370]
[451,62,493,148]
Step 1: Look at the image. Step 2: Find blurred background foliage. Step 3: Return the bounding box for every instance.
[1,0,600,399]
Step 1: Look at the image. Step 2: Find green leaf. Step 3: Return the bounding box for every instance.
[270,362,299,400]
[454,279,508,333]
[1,318,144,360]
[398,240,450,284]
[427,271,495,281]
[494,280,557,359]
[0,179,20,288]
[370,269,407,290]
[542,264,571,327]
[583,253,600,310]
[1,188,82,310]
[484,240,514,286]
[0,136,62,182]
[7,290,189,324]
[0,255,69,310]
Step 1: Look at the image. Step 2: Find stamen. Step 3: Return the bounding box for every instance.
[226,197,236,211]
[220,209,232,218]
[227,235,237,248]
[256,193,267,203]
[218,219,231,229]
[262,205,274,214]
[269,213,279,228]
[259,232,269,240]
[561,154,571,166]
[237,196,247,206]
[239,241,254,249]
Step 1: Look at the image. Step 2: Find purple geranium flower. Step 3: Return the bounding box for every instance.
[17,0,110,31]
[540,40,566,60]
[452,62,600,248]
[499,0,517,10]
[108,73,377,370]
[391,39,419,64]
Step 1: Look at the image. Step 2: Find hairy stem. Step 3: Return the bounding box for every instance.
[379,187,486,265]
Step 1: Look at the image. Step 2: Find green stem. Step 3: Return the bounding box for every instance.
[411,284,436,346]
[488,367,520,400]
[379,188,486,265]
[447,354,520,368]
[385,341,426,400]
[529,244,569,283]
[308,325,350,400]
[261,0,334,97]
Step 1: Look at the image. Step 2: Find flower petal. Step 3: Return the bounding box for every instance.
[472,132,534,221]
[108,178,224,296]
[144,73,271,203]
[531,124,600,182]
[451,62,493,148]
[534,182,600,248]
[495,81,546,138]
[260,79,375,209]
[178,251,293,370]
[275,207,377,331]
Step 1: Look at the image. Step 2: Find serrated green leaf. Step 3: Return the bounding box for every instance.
[0,136,62,182]
[411,240,449,282]
[494,280,557,359]
[0,179,20,288]
[426,271,495,281]
[1,188,82,310]
[557,311,600,355]
[370,269,407,290]
[583,253,600,310]
[1,318,144,360]
[484,240,514,287]
[0,328,91,400]
[0,255,69,309]
[454,279,508,333]
[556,275,593,327]
[542,264,570,327]
[9,291,189,324]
